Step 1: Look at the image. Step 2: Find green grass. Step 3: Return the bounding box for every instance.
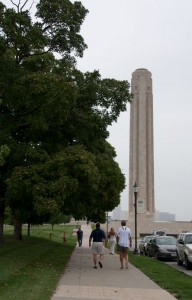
[2,228,192,300]
[0,225,77,300]
[129,251,192,300]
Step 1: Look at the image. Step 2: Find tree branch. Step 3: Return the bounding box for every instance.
[14,103,44,120]
[18,0,21,11]
[21,0,30,12]
[11,0,19,11]
[28,0,35,12]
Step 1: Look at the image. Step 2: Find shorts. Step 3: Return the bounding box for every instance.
[118,245,129,254]
[92,242,105,254]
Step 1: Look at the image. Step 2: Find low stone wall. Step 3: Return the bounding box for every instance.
[108,220,192,237]
[139,233,178,238]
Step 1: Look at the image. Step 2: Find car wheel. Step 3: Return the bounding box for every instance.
[185,255,192,270]
[176,253,183,266]
[144,249,147,256]
[147,250,151,257]
[155,251,159,260]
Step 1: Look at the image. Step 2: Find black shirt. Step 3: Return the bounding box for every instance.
[77,229,83,239]
[90,228,106,242]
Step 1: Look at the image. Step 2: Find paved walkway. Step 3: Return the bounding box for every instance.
[51,224,176,300]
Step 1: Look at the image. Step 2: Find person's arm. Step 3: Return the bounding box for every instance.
[129,235,132,248]
[116,235,119,244]
[102,230,106,243]
[116,229,120,244]
[89,232,93,247]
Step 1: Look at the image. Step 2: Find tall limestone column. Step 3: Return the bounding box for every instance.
[128,68,155,221]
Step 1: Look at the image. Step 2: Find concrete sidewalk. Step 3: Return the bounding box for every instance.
[51,224,176,300]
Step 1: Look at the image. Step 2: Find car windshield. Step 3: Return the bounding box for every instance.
[145,237,152,242]
[185,235,192,244]
[156,238,176,245]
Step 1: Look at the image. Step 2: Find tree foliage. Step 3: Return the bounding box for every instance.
[0,0,131,241]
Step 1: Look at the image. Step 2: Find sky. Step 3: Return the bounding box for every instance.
[75,0,192,221]
[2,0,192,221]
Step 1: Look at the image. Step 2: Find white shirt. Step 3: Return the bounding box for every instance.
[117,226,131,247]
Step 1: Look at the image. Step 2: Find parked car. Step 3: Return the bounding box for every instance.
[176,232,192,270]
[139,235,155,255]
[152,230,166,236]
[147,236,177,260]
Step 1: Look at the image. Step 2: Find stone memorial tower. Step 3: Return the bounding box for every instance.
[128,68,155,222]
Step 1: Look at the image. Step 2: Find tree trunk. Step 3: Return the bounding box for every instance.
[27,223,31,236]
[0,197,5,244]
[14,217,23,241]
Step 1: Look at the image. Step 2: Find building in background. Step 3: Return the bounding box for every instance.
[155,210,175,221]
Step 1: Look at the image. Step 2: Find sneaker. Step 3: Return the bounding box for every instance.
[98,261,103,268]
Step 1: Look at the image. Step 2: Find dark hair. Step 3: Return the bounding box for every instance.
[96,222,100,228]
[121,220,126,226]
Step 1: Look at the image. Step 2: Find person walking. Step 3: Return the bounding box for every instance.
[108,228,117,255]
[76,228,83,247]
[117,220,132,269]
[89,222,106,269]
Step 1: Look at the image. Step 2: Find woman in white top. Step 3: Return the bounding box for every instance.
[108,228,117,255]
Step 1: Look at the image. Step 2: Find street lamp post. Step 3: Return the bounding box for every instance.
[105,212,109,247]
[133,182,139,254]
[106,211,109,234]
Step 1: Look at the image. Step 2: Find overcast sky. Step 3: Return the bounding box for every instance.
[3,0,192,221]
[76,0,192,221]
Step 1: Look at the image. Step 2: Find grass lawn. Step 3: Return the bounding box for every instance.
[0,225,77,300]
[2,228,192,300]
[129,251,192,300]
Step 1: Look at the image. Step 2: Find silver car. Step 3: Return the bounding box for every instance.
[147,236,177,260]
[152,230,166,236]
[176,232,192,270]
[139,235,155,255]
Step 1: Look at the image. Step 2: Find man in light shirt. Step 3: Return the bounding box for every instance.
[117,220,132,269]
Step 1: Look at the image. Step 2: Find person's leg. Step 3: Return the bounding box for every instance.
[123,250,129,269]
[119,251,124,269]
[98,254,103,268]
[93,253,97,268]
[98,243,104,268]
[92,243,98,268]
[111,241,115,254]
[109,241,113,254]
[99,253,104,262]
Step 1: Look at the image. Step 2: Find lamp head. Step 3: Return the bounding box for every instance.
[133,181,139,193]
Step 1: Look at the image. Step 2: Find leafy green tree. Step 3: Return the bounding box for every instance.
[0,145,10,242]
[0,0,88,241]
[49,212,71,230]
[0,145,10,167]
[4,207,13,225]
[0,0,131,242]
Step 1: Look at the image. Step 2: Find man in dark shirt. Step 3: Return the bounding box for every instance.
[89,222,106,268]
[77,228,83,247]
